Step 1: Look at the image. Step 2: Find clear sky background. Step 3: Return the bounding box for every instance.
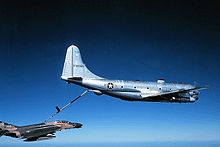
[0,0,220,146]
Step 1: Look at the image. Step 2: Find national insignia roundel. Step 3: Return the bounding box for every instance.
[107,83,114,89]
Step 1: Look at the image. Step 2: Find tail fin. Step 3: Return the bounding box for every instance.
[61,45,103,80]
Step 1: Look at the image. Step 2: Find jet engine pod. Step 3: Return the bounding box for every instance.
[91,90,103,96]
[175,97,196,103]
[189,90,199,96]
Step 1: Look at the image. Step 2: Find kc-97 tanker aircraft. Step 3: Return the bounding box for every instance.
[61,45,208,103]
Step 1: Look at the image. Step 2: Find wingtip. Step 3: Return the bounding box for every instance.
[196,85,210,90]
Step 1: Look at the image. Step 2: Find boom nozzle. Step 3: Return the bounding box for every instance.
[56,106,61,113]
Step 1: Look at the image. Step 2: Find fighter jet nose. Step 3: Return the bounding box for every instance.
[77,123,83,128]
[73,123,83,128]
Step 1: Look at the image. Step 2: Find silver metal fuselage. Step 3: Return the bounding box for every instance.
[64,78,197,103]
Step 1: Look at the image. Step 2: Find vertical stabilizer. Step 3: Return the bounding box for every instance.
[61,45,103,80]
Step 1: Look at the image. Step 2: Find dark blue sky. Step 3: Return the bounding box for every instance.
[0,0,220,145]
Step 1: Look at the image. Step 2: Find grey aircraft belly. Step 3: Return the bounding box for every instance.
[61,45,208,103]
[0,120,82,142]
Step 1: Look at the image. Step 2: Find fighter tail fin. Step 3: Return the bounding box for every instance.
[61,45,103,80]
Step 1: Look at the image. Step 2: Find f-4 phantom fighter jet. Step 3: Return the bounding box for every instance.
[61,45,208,103]
[0,120,82,142]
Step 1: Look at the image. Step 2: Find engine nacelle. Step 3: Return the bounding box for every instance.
[189,90,199,96]
[173,97,196,103]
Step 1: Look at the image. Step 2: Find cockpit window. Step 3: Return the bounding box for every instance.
[56,120,70,123]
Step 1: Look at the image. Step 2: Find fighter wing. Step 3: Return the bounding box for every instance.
[22,125,60,141]
[142,86,209,99]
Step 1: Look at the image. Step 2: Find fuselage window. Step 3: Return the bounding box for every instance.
[147,87,149,89]
[159,88,162,90]
[170,88,172,91]
[134,87,136,89]
[121,86,123,88]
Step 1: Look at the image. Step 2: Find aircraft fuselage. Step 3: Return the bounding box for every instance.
[63,78,198,103]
